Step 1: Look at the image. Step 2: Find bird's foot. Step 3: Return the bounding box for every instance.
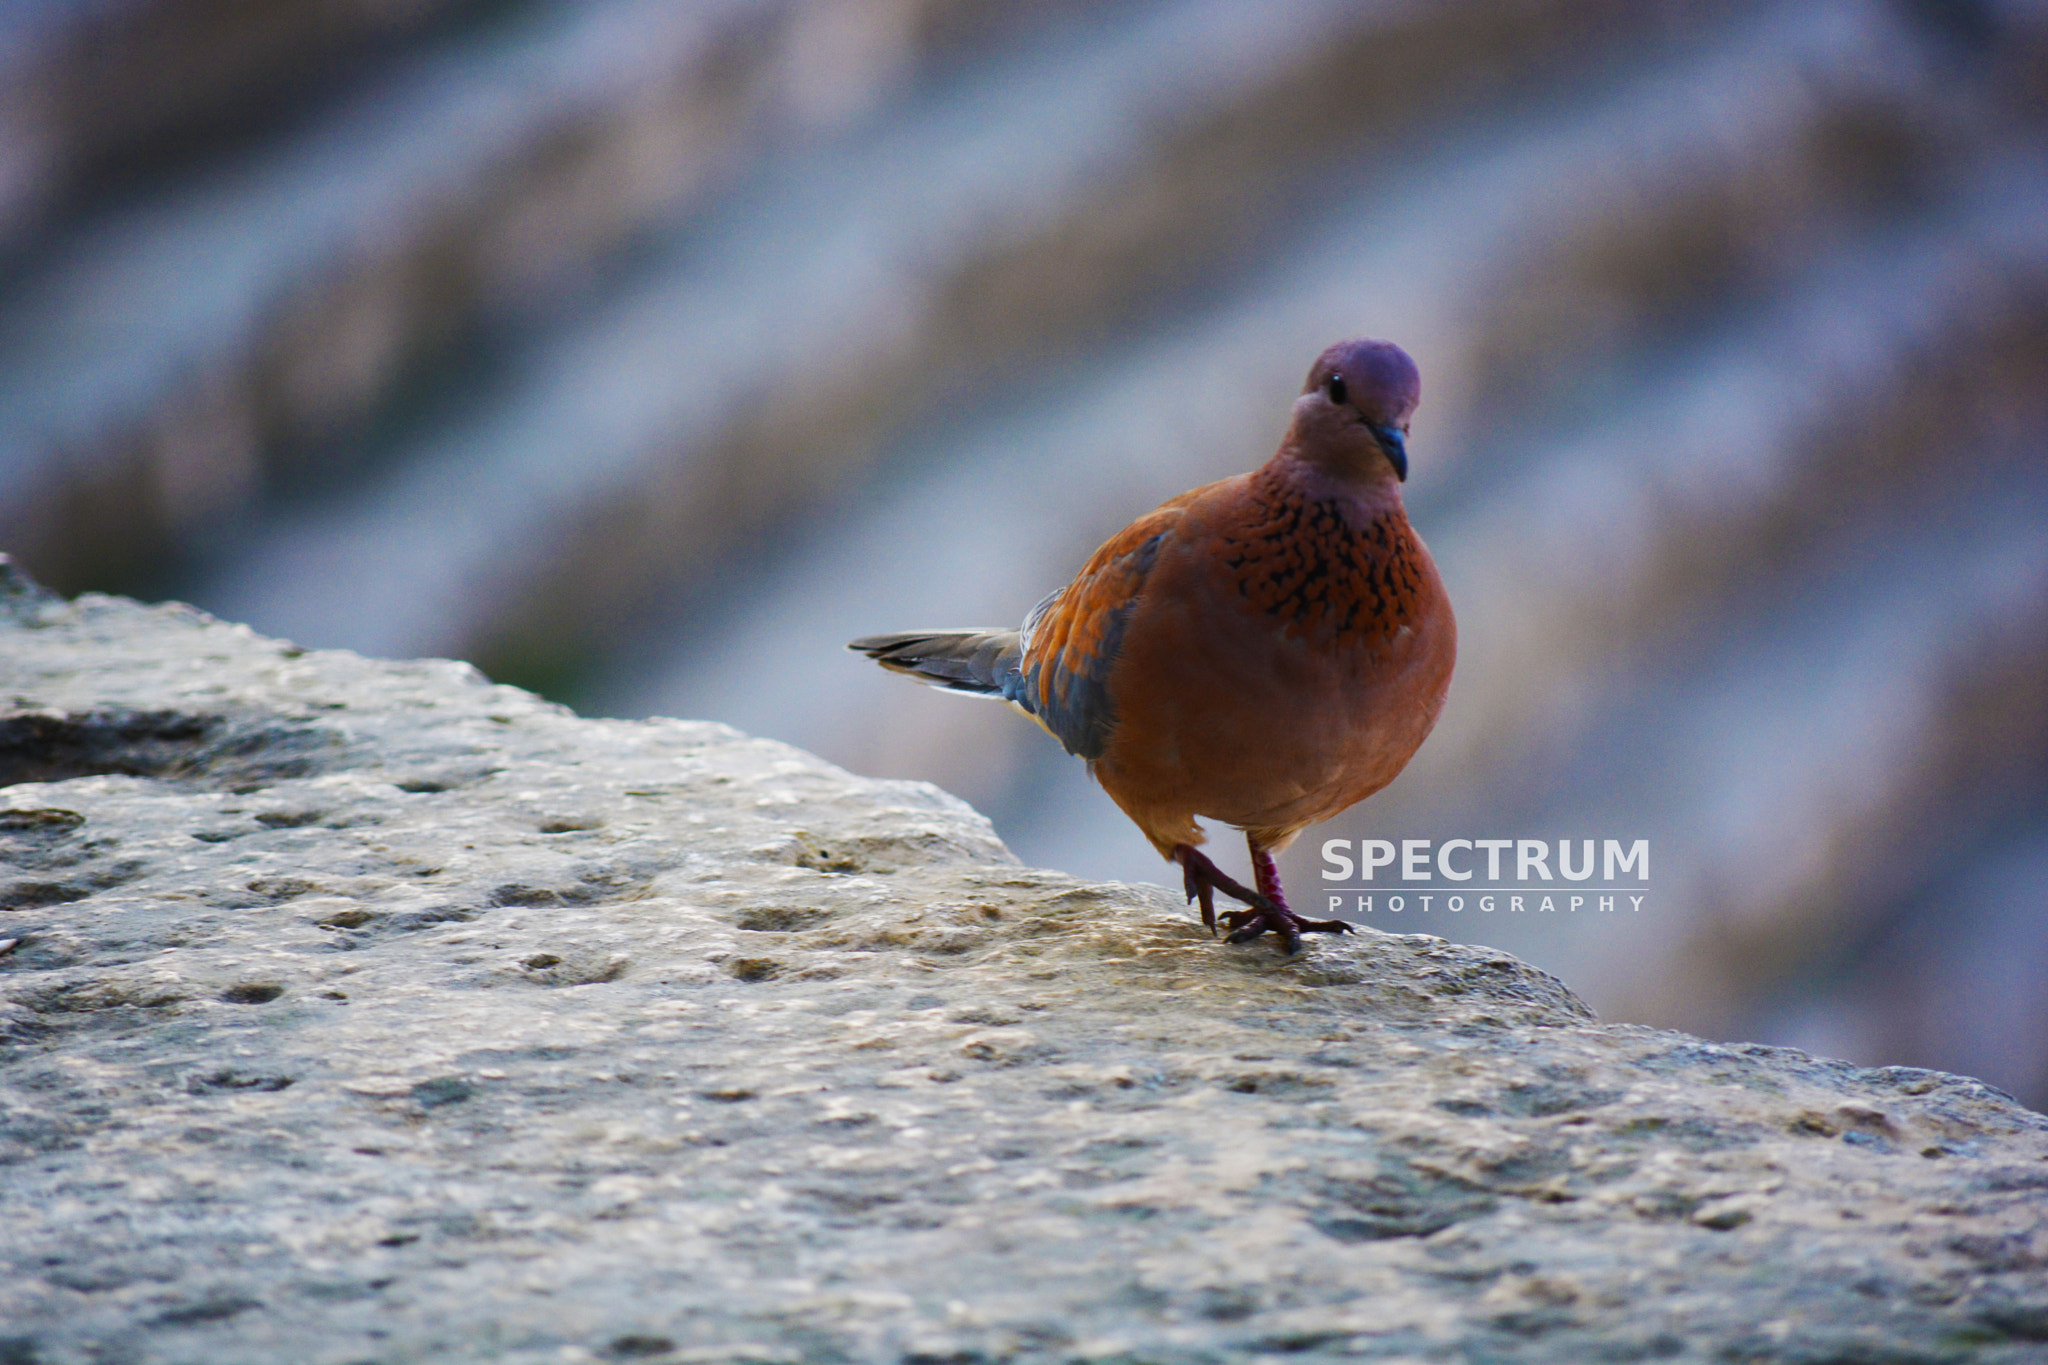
[1234,842,1351,953]
[1175,845,1272,936]
[1174,846,1352,953]
[1218,903,1353,954]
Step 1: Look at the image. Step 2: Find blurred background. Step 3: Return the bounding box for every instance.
[2,0,2044,1105]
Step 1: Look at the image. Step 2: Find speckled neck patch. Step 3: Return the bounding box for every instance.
[1219,467,1425,646]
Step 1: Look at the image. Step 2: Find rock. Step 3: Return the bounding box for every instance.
[1,565,2045,1364]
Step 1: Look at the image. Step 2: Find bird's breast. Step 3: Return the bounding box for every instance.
[1212,480,1431,653]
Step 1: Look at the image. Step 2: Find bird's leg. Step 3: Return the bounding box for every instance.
[1173,845,1274,936]
[1219,840,1354,953]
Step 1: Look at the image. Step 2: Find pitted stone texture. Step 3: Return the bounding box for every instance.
[1,567,2045,1365]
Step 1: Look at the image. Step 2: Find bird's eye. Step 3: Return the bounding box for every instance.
[1325,375,1347,406]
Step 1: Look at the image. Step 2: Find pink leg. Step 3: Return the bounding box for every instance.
[1251,846,1291,911]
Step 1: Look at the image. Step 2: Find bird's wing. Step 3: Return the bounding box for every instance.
[1016,489,1199,760]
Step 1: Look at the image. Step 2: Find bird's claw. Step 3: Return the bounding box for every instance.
[1222,907,1352,953]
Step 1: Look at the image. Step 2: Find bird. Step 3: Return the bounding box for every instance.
[849,339,1456,952]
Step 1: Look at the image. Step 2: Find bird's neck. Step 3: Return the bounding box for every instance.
[1263,448,1408,526]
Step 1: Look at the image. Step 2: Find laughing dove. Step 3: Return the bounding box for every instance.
[851,339,1456,951]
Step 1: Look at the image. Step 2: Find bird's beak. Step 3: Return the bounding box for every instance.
[1369,423,1408,481]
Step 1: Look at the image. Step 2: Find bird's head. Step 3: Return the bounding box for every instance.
[1288,338,1420,483]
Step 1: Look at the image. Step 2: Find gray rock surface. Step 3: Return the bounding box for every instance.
[2,562,2046,1364]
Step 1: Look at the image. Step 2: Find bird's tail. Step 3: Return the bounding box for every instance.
[847,629,1024,699]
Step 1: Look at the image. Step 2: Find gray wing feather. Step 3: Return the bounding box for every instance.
[846,629,1026,699]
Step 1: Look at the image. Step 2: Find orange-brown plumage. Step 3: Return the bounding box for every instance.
[852,338,1455,951]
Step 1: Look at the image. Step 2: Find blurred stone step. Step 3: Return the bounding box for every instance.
[1758,817,2048,1107]
[1406,155,2048,797]
[475,0,1798,688]
[0,0,486,253]
[581,0,1981,802]
[1405,455,2048,1040]
[174,0,1753,685]
[0,0,1028,592]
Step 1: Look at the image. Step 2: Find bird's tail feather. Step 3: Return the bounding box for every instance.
[848,630,1024,699]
